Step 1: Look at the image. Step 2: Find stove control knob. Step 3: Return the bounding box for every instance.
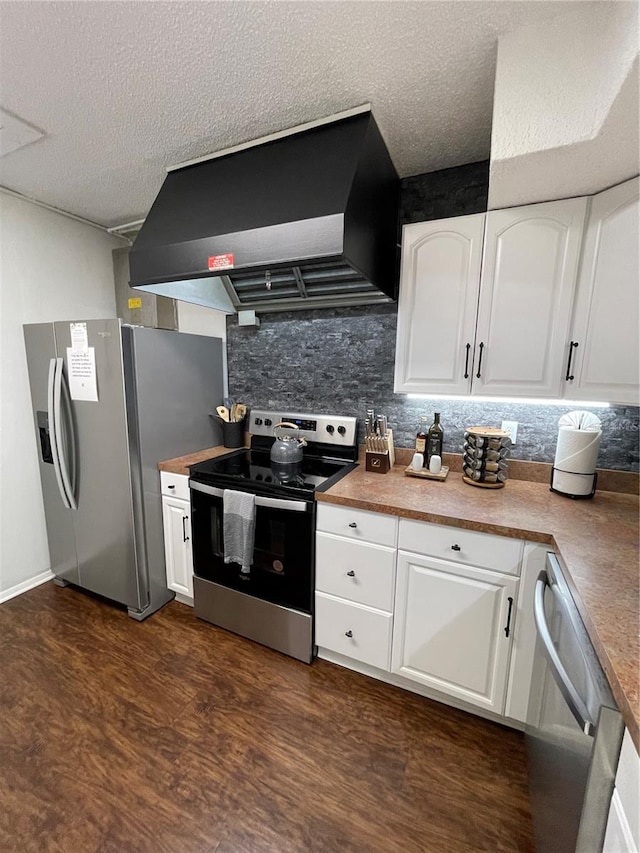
[264,418,272,427]
[337,425,346,436]
[255,418,263,426]
[326,425,335,435]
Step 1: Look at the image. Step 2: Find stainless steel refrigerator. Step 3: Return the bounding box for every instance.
[23,319,225,620]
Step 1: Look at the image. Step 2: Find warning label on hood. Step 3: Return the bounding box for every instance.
[208,254,235,271]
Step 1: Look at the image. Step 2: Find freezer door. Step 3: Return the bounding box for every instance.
[23,324,78,583]
[54,319,141,609]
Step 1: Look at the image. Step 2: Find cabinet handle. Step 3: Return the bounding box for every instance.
[464,343,471,379]
[346,570,355,577]
[476,342,485,379]
[451,544,461,551]
[504,596,514,638]
[168,484,175,490]
[348,522,357,528]
[565,341,579,381]
[182,516,189,542]
[345,630,353,638]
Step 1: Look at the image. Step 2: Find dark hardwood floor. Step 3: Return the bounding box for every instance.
[0,582,534,852]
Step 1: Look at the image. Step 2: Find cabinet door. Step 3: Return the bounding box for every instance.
[162,495,193,601]
[392,551,518,713]
[473,198,587,398]
[394,214,485,395]
[567,177,639,405]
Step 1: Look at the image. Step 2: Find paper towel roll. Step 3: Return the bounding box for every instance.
[554,427,601,474]
[551,469,596,497]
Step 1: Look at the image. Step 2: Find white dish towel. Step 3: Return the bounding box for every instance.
[223,489,256,574]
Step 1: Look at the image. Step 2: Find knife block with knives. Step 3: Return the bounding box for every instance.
[364,410,395,474]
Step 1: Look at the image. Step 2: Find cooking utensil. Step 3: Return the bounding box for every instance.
[234,403,247,422]
[216,405,230,422]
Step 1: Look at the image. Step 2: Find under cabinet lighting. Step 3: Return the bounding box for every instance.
[406,394,611,408]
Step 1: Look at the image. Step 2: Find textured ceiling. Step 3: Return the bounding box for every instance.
[0,0,595,228]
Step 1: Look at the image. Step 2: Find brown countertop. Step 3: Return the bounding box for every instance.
[158,443,246,475]
[317,463,640,749]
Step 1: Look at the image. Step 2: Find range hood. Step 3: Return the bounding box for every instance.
[129,108,399,312]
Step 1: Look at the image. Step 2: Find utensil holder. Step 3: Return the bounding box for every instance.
[222,417,246,448]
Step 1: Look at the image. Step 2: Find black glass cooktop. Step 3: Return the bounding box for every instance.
[189,449,357,499]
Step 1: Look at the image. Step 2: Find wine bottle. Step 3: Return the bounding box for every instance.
[415,417,429,459]
[426,413,443,464]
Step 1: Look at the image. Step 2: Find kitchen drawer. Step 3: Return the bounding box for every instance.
[316,533,396,611]
[160,471,190,501]
[316,503,398,548]
[398,519,523,576]
[315,592,392,670]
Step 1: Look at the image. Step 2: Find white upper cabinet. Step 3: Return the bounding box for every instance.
[473,197,588,398]
[394,214,485,395]
[566,177,639,405]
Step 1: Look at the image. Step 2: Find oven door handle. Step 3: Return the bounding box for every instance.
[189,480,309,513]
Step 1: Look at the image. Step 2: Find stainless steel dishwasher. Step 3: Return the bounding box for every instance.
[526,553,624,853]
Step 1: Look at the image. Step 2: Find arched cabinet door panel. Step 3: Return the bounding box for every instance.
[473,197,587,399]
[394,214,485,396]
[567,177,639,406]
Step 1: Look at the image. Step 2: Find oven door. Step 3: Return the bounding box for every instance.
[189,481,315,614]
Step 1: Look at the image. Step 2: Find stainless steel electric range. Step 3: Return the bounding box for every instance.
[188,409,358,663]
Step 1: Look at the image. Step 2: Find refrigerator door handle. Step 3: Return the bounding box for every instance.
[58,359,78,509]
[51,358,77,510]
[48,358,71,509]
[534,571,594,735]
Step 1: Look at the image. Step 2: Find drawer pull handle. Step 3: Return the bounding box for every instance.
[345,630,353,638]
[168,484,175,490]
[346,570,355,577]
[504,596,514,638]
[348,522,357,528]
[451,544,461,551]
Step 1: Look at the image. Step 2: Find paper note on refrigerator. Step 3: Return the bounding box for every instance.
[70,322,89,352]
[67,347,99,401]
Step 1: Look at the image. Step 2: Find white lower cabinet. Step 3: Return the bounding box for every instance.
[160,473,193,605]
[392,551,518,714]
[315,504,397,670]
[315,503,540,727]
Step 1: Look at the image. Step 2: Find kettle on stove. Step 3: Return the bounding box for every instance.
[270,422,307,464]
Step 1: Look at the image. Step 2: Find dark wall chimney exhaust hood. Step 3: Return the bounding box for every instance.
[129,108,399,312]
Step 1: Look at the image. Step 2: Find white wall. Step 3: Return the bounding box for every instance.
[0,192,120,599]
[489,3,640,209]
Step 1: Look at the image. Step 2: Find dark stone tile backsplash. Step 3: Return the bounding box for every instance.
[399,160,490,229]
[227,304,639,473]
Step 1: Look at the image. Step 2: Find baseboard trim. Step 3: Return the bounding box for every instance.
[0,570,54,604]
